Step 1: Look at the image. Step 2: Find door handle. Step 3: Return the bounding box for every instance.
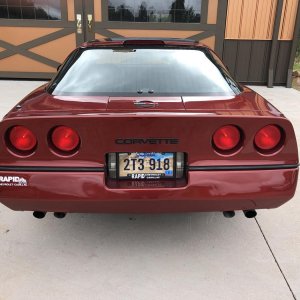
[87,14,93,32]
[76,14,82,34]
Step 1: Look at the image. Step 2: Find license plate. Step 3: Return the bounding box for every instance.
[118,152,175,179]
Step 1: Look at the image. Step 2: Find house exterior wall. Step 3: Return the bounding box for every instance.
[223,0,299,86]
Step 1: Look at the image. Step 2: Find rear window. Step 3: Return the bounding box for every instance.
[51,48,240,96]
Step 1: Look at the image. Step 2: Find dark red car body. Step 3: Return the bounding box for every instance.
[0,39,298,214]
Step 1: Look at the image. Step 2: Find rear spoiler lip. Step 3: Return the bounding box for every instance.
[80,38,202,48]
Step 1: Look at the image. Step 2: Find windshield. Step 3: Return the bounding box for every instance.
[51,48,240,96]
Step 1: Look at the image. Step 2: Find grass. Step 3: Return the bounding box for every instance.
[293,42,300,72]
[294,61,300,72]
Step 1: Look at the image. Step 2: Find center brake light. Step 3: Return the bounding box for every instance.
[123,40,165,46]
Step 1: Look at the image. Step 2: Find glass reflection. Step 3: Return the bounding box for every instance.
[0,0,61,20]
[52,49,238,96]
[108,0,201,23]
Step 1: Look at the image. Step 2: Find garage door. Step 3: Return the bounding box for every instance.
[0,0,227,79]
[0,0,86,79]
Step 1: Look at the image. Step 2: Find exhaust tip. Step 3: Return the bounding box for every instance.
[54,212,66,219]
[243,210,257,218]
[33,211,46,219]
[223,211,235,218]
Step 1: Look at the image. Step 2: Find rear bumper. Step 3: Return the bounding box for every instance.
[0,166,298,213]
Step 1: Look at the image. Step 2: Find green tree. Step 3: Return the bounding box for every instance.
[137,2,148,22]
[169,0,186,22]
[117,4,134,21]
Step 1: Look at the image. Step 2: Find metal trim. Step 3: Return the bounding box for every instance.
[0,164,298,173]
[0,166,105,172]
[188,164,299,171]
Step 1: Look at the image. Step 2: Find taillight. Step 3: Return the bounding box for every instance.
[9,126,37,152]
[51,126,80,152]
[254,125,282,151]
[213,125,241,151]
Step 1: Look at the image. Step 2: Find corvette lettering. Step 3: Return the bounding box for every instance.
[115,138,179,145]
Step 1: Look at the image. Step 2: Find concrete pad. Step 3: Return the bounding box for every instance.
[251,85,300,299]
[0,208,293,300]
[0,81,47,119]
[0,81,298,300]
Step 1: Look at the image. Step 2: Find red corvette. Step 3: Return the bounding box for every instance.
[0,38,298,219]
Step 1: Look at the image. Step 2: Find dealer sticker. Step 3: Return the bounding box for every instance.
[0,176,27,186]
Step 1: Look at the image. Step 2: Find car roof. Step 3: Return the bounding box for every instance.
[80,37,209,49]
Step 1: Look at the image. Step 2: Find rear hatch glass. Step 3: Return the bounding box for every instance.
[51,48,240,97]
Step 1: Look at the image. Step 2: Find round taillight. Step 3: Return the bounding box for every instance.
[9,126,37,152]
[213,125,241,151]
[51,126,80,152]
[254,125,282,151]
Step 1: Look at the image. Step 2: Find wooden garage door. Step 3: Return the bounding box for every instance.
[87,0,227,54]
[0,0,86,79]
[0,0,228,79]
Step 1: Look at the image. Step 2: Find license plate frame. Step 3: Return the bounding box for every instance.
[117,152,176,180]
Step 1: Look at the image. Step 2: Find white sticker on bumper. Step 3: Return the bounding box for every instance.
[0,176,27,186]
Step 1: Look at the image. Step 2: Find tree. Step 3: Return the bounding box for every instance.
[185,6,199,23]
[116,4,134,21]
[169,0,186,22]
[137,2,148,22]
